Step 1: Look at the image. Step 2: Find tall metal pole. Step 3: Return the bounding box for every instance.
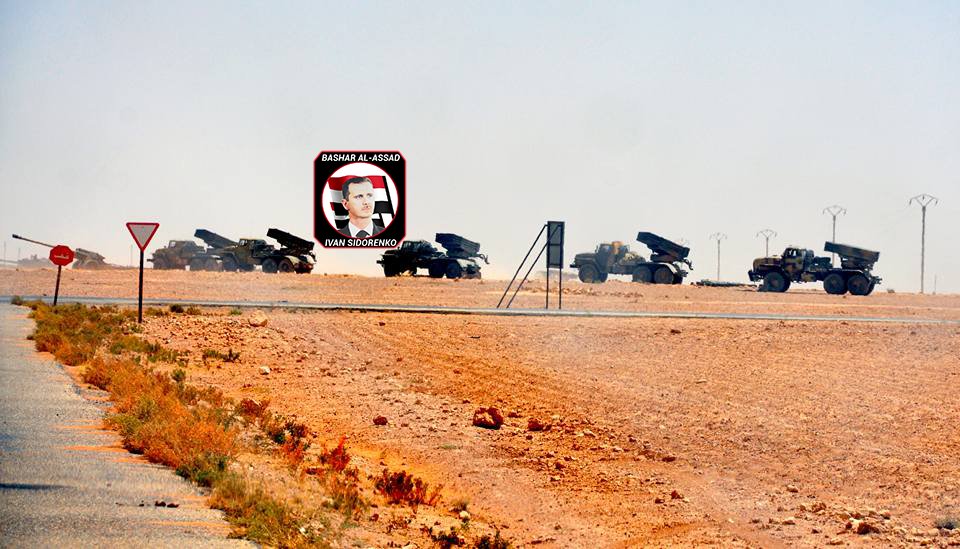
[822,205,846,266]
[709,232,727,281]
[756,229,777,257]
[909,194,938,294]
[138,249,145,323]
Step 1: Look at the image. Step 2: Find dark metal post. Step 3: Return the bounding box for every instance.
[545,264,549,309]
[559,263,562,310]
[53,265,62,306]
[138,249,144,323]
[506,242,548,309]
[497,224,546,308]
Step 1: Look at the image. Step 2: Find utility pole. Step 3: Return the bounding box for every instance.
[709,232,727,281]
[822,205,846,266]
[756,229,777,257]
[909,194,938,294]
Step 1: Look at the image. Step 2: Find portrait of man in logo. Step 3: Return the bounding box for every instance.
[322,167,398,239]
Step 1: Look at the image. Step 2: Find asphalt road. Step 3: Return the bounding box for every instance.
[0,304,249,547]
[3,295,958,325]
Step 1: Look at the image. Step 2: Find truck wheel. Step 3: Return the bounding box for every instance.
[428,262,445,278]
[847,274,871,296]
[205,258,221,271]
[653,266,674,285]
[578,265,600,283]
[189,258,205,271]
[278,259,295,273]
[632,266,652,283]
[445,262,463,279]
[823,273,846,295]
[221,257,238,272]
[763,271,789,293]
[261,258,278,273]
[866,281,876,295]
[153,258,167,270]
[382,266,399,277]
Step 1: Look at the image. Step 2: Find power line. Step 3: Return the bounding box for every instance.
[756,229,777,257]
[909,194,938,294]
[709,232,727,281]
[822,205,846,266]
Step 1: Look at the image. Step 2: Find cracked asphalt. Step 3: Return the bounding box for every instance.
[0,304,250,547]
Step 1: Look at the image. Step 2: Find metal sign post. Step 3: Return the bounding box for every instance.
[498,220,565,310]
[126,222,160,323]
[48,245,75,306]
[546,221,565,310]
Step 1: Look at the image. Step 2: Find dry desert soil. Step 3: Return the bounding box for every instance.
[3,268,960,547]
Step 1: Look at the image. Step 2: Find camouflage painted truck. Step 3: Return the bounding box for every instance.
[570,232,692,284]
[149,240,206,270]
[377,233,488,279]
[748,242,881,295]
[217,228,316,274]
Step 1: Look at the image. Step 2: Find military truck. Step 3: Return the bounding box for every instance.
[149,240,206,270]
[377,233,487,279]
[570,232,692,284]
[748,242,881,295]
[217,228,315,274]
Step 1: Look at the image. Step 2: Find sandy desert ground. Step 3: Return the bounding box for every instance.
[4,269,960,547]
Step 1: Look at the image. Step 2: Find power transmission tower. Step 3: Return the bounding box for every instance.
[709,232,727,281]
[909,194,938,294]
[756,229,777,256]
[822,205,846,266]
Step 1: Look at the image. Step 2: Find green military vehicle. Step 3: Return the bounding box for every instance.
[150,240,206,270]
[217,228,316,274]
[378,233,487,279]
[571,232,692,284]
[748,241,881,295]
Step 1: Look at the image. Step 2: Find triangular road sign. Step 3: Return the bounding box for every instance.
[126,222,160,251]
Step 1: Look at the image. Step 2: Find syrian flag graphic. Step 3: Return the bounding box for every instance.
[325,175,395,232]
[314,151,405,248]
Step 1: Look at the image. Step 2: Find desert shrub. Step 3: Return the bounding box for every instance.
[475,530,511,549]
[203,348,240,363]
[185,306,201,315]
[937,516,959,530]
[375,469,442,508]
[10,295,24,305]
[209,474,306,547]
[228,308,243,316]
[169,304,185,313]
[319,436,351,473]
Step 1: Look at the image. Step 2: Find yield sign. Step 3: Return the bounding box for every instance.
[126,222,160,251]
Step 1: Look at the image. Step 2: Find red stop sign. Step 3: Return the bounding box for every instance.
[49,245,75,267]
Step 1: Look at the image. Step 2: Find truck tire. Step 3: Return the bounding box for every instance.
[261,258,278,274]
[189,257,205,271]
[653,266,674,285]
[445,262,463,279]
[278,258,295,273]
[847,274,871,296]
[205,258,221,271]
[763,271,789,293]
[221,256,238,272]
[866,281,876,295]
[823,273,846,295]
[152,257,167,270]
[382,265,400,277]
[632,266,652,283]
[578,264,600,283]
[428,262,445,278]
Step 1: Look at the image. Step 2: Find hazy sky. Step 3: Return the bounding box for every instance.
[2,1,957,293]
